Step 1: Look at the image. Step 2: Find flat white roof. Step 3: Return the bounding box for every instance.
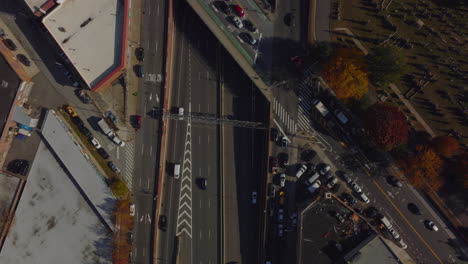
[0,142,112,264]
[43,0,124,87]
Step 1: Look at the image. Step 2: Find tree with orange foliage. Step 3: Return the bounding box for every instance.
[321,48,369,102]
[401,145,444,191]
[430,136,459,158]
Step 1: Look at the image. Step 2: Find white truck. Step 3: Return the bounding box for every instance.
[306,172,320,186]
[380,215,393,230]
[98,118,115,137]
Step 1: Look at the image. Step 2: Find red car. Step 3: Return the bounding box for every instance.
[234,5,245,17]
[134,115,141,129]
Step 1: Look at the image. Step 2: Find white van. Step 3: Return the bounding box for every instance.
[360,192,370,203]
[306,172,320,186]
[174,164,181,179]
[295,164,308,179]
[380,215,393,229]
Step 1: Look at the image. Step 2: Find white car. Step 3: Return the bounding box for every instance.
[389,228,400,240]
[320,164,331,175]
[427,220,439,231]
[350,181,362,193]
[130,203,135,216]
[90,138,101,149]
[280,173,286,187]
[110,135,126,147]
[252,191,257,204]
[232,16,243,29]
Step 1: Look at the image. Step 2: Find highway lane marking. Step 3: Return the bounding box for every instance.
[208,103,210,112]
[208,199,211,208]
[147,214,151,223]
[150,145,153,156]
[369,175,444,263]
[157,5,160,17]
[198,71,201,80]
[207,135,210,144]
[208,229,211,239]
[155,40,158,52]
[149,93,153,101]
[147,178,150,189]
[199,135,201,145]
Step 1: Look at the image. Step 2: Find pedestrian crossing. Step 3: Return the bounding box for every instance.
[122,141,135,189]
[272,97,296,134]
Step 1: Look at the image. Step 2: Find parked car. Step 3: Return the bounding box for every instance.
[268,183,276,197]
[389,228,400,240]
[270,128,279,141]
[108,161,121,174]
[425,220,438,231]
[71,116,84,127]
[280,173,286,187]
[216,1,231,14]
[278,209,284,223]
[130,203,135,216]
[65,105,78,117]
[2,38,17,51]
[334,212,345,223]
[278,152,289,167]
[252,191,257,204]
[136,47,144,61]
[105,111,118,124]
[319,164,331,175]
[240,32,256,45]
[97,148,110,159]
[234,4,245,17]
[280,136,288,148]
[350,181,362,193]
[364,206,379,218]
[78,125,92,138]
[16,54,31,66]
[277,224,284,237]
[243,19,257,33]
[340,171,353,184]
[133,115,142,129]
[232,16,243,28]
[136,64,144,78]
[359,192,370,203]
[407,203,421,215]
[388,175,403,188]
[270,156,279,172]
[90,138,102,149]
[285,12,295,26]
[341,193,357,206]
[77,89,92,104]
[278,191,285,205]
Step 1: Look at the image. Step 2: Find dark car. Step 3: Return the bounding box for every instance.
[216,1,231,14]
[198,178,207,190]
[388,175,403,188]
[278,152,289,167]
[71,116,84,127]
[159,215,167,231]
[239,32,256,45]
[133,115,142,129]
[364,206,379,218]
[285,12,295,26]
[97,148,110,159]
[7,160,30,176]
[16,54,31,66]
[136,47,144,61]
[78,125,92,138]
[270,127,279,142]
[76,89,92,104]
[243,19,257,33]
[108,161,121,174]
[407,203,422,215]
[105,111,118,124]
[341,193,357,206]
[2,38,17,51]
[136,64,144,78]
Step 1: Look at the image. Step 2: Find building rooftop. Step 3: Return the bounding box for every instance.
[42,0,125,88]
[343,233,400,264]
[0,141,112,264]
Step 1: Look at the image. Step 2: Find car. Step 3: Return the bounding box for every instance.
[216,1,231,14]
[90,138,102,149]
[105,111,118,124]
[277,224,284,237]
[295,164,308,179]
[159,215,167,231]
[130,203,135,216]
[133,115,142,129]
[388,175,403,188]
[136,64,144,78]
[334,212,345,223]
[232,16,243,28]
[16,54,31,66]
[270,128,279,141]
[108,161,121,174]
[319,164,331,175]
[350,181,362,193]
[389,228,400,240]
[323,171,333,182]
[199,178,207,190]
[135,47,144,61]
[97,148,110,159]
[364,206,379,218]
[426,220,438,231]
[178,107,184,120]
[341,193,357,206]
[398,239,408,249]
[233,4,245,17]
[240,32,256,45]
[78,125,92,138]
[359,192,370,203]
[243,19,257,33]
[65,105,78,117]
[278,211,284,223]
[69,77,80,87]
[290,213,297,227]
[280,136,288,148]
[2,38,17,51]
[268,183,276,197]
[326,177,338,189]
[278,191,285,205]
[285,12,295,26]
[252,191,257,204]
[270,156,279,171]
[280,173,286,187]
[110,135,126,147]
[278,152,289,167]
[340,171,353,184]
[77,89,92,104]
[407,203,422,215]
[71,116,84,127]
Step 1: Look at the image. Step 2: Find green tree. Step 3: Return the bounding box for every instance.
[367,46,408,86]
[111,180,128,199]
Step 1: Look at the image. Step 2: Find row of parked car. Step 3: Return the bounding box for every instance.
[64,105,121,174]
[212,1,259,46]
